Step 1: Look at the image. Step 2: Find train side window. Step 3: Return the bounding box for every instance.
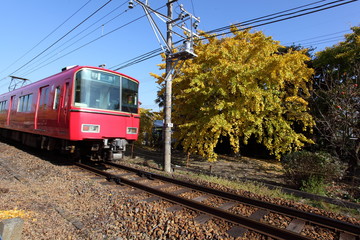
[17,94,33,112]
[11,96,16,110]
[121,77,138,113]
[17,97,22,112]
[39,86,50,110]
[27,94,33,112]
[0,100,7,112]
[53,86,61,110]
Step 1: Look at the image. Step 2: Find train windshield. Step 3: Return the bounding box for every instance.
[74,69,138,113]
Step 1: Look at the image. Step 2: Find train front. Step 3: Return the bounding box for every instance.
[69,67,140,161]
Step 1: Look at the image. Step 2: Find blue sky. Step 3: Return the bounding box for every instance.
[0,0,358,111]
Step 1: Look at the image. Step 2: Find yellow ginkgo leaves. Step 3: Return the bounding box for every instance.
[153,27,315,161]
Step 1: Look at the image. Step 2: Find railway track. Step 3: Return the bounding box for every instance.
[75,161,360,240]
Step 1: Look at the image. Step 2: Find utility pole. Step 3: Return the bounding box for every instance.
[164,0,173,172]
[129,0,199,172]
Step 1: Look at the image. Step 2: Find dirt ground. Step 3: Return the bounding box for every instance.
[128,145,360,204]
[1,142,359,240]
[129,146,288,186]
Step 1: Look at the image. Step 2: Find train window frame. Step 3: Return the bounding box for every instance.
[121,77,138,114]
[39,86,50,110]
[74,69,123,111]
[53,86,61,110]
[0,100,8,112]
[17,94,33,113]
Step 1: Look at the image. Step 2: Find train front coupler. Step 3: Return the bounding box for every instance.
[103,138,128,161]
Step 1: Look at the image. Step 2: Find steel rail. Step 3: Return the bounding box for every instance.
[75,162,311,240]
[106,162,360,237]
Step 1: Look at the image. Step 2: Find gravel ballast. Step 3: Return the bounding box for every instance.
[0,142,359,239]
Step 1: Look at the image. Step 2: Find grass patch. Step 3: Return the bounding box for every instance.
[174,170,360,220]
[175,170,298,201]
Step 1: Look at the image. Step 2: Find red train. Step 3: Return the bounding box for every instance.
[0,65,140,161]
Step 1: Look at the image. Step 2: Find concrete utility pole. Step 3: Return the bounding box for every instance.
[163,0,174,173]
[129,0,199,172]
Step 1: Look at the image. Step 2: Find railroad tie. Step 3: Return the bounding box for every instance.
[226,209,268,238]
[286,219,306,234]
[192,195,209,202]
[166,205,184,212]
[170,188,191,195]
[151,183,174,190]
[128,189,143,195]
[115,172,135,177]
[99,181,117,186]
[140,184,176,202]
[166,194,210,212]
[166,188,192,212]
[128,176,146,181]
[142,196,161,203]
[194,201,238,224]
[339,232,357,240]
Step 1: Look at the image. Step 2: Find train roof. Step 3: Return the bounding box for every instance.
[0,66,139,98]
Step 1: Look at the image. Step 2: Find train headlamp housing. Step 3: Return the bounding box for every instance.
[82,124,100,133]
[127,127,138,134]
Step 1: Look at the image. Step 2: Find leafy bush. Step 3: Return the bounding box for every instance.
[300,175,328,196]
[282,151,347,190]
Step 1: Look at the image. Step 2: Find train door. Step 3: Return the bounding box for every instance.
[58,81,70,132]
[35,85,50,130]
[6,95,15,126]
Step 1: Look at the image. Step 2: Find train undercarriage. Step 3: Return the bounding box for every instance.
[0,128,129,162]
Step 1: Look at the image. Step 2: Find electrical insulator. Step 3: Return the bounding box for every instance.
[129,0,134,9]
[193,20,199,29]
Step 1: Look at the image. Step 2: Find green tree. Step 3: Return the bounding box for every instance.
[153,28,315,161]
[311,26,360,170]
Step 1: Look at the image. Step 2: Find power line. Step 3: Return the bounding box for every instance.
[302,37,345,48]
[110,0,357,70]
[0,0,92,76]
[18,1,130,77]
[2,0,356,82]
[21,4,167,76]
[290,35,345,46]
[207,0,356,36]
[206,0,330,34]
[284,29,350,45]
[7,0,114,78]
[110,47,163,70]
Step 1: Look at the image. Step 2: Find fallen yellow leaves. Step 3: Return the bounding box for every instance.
[0,208,32,221]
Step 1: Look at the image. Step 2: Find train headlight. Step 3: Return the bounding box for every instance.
[127,127,138,134]
[82,124,100,133]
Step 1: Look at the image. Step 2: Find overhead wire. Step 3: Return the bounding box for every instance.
[19,1,130,77]
[2,0,357,82]
[23,4,167,76]
[284,29,350,45]
[206,0,330,34]
[206,0,357,37]
[111,0,358,70]
[215,0,358,38]
[5,0,114,79]
[0,0,93,76]
[301,36,345,48]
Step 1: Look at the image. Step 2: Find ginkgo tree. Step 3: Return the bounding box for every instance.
[152,27,315,161]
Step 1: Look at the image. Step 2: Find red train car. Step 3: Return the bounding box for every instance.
[0,65,140,161]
